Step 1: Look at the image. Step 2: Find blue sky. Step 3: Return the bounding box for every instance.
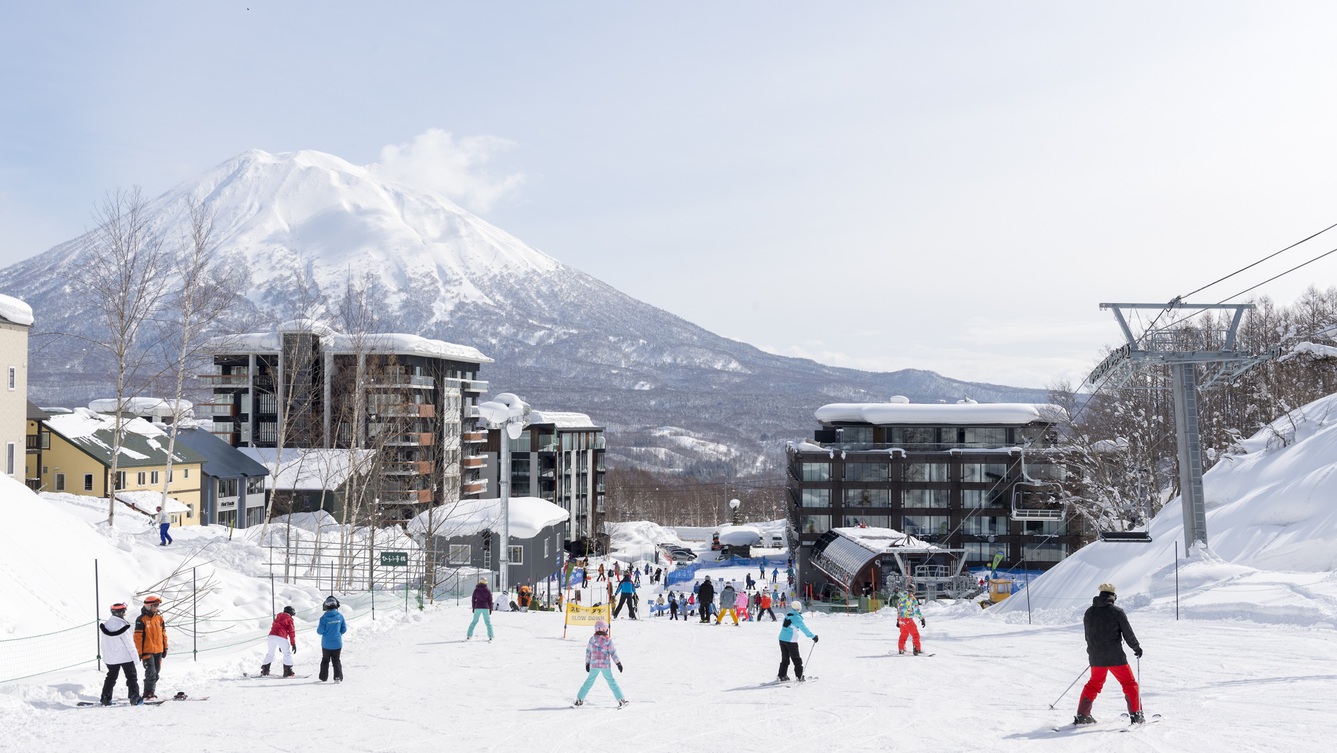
[4,2,1337,389]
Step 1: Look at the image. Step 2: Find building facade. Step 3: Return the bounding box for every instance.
[0,293,33,485]
[171,426,270,528]
[485,409,606,550]
[786,399,1075,597]
[203,321,493,523]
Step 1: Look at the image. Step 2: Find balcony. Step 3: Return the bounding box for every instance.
[196,402,236,417]
[461,456,485,469]
[370,374,435,389]
[463,380,488,394]
[462,431,487,443]
[199,373,250,387]
[378,489,433,504]
[462,479,488,495]
[382,432,436,447]
[383,460,434,475]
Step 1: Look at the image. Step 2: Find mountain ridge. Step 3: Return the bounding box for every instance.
[0,149,1049,474]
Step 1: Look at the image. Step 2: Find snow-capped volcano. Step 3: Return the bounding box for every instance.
[0,149,1045,473]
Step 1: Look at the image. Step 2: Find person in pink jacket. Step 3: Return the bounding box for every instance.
[574,620,627,707]
[735,590,751,622]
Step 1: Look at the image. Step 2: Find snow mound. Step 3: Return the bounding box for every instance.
[606,521,684,563]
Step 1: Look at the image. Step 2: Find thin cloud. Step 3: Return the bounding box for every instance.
[367,129,525,213]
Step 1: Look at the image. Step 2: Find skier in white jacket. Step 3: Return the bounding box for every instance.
[99,602,144,706]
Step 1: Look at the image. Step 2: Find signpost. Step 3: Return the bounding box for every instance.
[380,551,408,567]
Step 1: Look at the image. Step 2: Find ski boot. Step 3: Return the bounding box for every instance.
[776,675,791,682]
[913,648,923,656]
[898,650,905,655]
[1073,715,1097,726]
[617,699,629,708]
[796,675,806,683]
[173,692,188,701]
[260,663,271,676]
[283,665,296,678]
[573,699,585,706]
[1129,711,1145,725]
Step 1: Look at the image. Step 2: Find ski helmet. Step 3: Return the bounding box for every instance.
[594,619,608,632]
[283,606,296,616]
[323,596,340,610]
[143,595,162,606]
[790,600,803,612]
[110,602,127,614]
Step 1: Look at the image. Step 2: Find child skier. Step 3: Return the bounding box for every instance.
[260,606,298,677]
[777,600,817,681]
[317,596,346,683]
[894,589,925,655]
[99,602,143,706]
[575,620,627,707]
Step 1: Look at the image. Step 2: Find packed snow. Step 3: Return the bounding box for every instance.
[3,395,1337,751]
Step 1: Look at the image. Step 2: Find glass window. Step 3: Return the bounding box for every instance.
[963,516,1008,535]
[846,462,889,482]
[151,471,160,485]
[4,442,12,475]
[801,463,829,482]
[840,426,874,448]
[56,473,65,491]
[801,489,831,508]
[1027,463,1067,482]
[801,515,831,535]
[888,427,936,450]
[905,463,947,482]
[1021,542,1067,563]
[963,428,1008,447]
[508,545,523,565]
[844,488,890,507]
[962,462,1009,483]
[843,514,889,528]
[83,473,94,492]
[137,472,146,486]
[448,545,471,565]
[114,472,125,490]
[1022,519,1066,536]
[962,489,1008,509]
[247,477,265,494]
[7,367,14,390]
[903,489,950,508]
[964,543,1008,562]
[902,515,949,537]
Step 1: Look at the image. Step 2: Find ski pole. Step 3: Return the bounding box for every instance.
[804,641,817,674]
[1048,666,1089,709]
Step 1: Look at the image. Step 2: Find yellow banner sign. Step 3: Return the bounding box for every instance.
[565,602,611,626]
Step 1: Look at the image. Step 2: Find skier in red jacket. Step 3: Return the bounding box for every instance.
[260,606,298,677]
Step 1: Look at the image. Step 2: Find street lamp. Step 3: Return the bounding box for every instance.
[729,498,741,526]
[476,393,531,593]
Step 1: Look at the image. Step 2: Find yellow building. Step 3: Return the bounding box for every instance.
[39,408,206,526]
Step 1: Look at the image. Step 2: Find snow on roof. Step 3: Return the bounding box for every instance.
[0,293,34,326]
[716,525,762,545]
[115,490,192,516]
[210,327,491,363]
[830,526,938,551]
[239,447,375,490]
[815,401,1068,426]
[406,496,569,540]
[45,408,163,440]
[529,410,599,429]
[43,408,205,466]
[88,397,194,416]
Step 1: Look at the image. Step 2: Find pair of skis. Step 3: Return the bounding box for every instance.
[1051,712,1162,732]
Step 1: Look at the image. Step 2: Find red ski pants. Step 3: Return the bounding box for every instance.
[1080,664,1140,713]
[897,618,921,651]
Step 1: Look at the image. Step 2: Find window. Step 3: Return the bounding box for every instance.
[1022,542,1067,563]
[7,367,14,391]
[963,516,1008,535]
[962,462,1008,483]
[963,489,1008,509]
[846,462,889,482]
[903,489,950,508]
[800,488,830,508]
[544,538,550,558]
[904,463,947,482]
[964,542,1007,562]
[5,442,13,475]
[800,463,829,482]
[56,473,65,491]
[1022,519,1066,536]
[114,472,125,490]
[1027,463,1066,482]
[483,550,491,569]
[843,514,889,528]
[902,515,949,537]
[888,427,936,450]
[184,468,189,479]
[801,515,831,535]
[218,478,239,498]
[844,488,890,507]
[963,428,1009,447]
[839,426,874,448]
[448,544,471,565]
[167,469,174,482]
[136,471,146,486]
[150,471,160,485]
[83,473,94,492]
[508,545,523,565]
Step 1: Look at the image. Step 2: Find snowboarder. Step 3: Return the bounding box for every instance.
[467,578,495,640]
[697,576,715,624]
[154,506,172,546]
[260,606,298,677]
[574,619,627,707]
[613,573,638,619]
[716,581,740,625]
[777,600,817,681]
[1075,583,1144,725]
[317,595,346,682]
[133,594,167,700]
[99,602,143,706]
[894,589,925,655]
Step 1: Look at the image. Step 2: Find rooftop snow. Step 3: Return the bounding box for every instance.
[239,447,375,490]
[0,293,34,326]
[529,410,599,429]
[209,328,491,363]
[406,496,568,540]
[815,402,1068,426]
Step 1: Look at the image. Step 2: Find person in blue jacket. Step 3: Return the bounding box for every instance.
[317,595,347,683]
[612,573,638,619]
[777,599,817,682]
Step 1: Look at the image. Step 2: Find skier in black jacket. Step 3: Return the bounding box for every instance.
[1075,582,1144,726]
[697,577,715,624]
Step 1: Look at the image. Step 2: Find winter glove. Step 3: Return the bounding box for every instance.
[585,663,590,672]
[161,648,167,658]
[1134,647,1143,658]
[616,662,623,673]
[920,619,926,628]
[812,635,820,643]
[291,645,297,655]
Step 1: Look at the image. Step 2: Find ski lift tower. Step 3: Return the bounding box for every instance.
[1086,300,1274,553]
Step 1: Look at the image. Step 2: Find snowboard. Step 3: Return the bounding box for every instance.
[244,672,309,679]
[77,700,166,707]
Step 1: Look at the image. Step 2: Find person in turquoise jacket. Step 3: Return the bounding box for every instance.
[776,600,817,682]
[317,596,347,682]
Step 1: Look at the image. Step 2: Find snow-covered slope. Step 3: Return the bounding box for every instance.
[995,392,1337,624]
[0,149,1046,474]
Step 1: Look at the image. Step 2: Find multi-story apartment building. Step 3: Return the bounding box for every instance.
[0,293,33,485]
[203,321,493,523]
[786,398,1076,597]
[486,409,606,552]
